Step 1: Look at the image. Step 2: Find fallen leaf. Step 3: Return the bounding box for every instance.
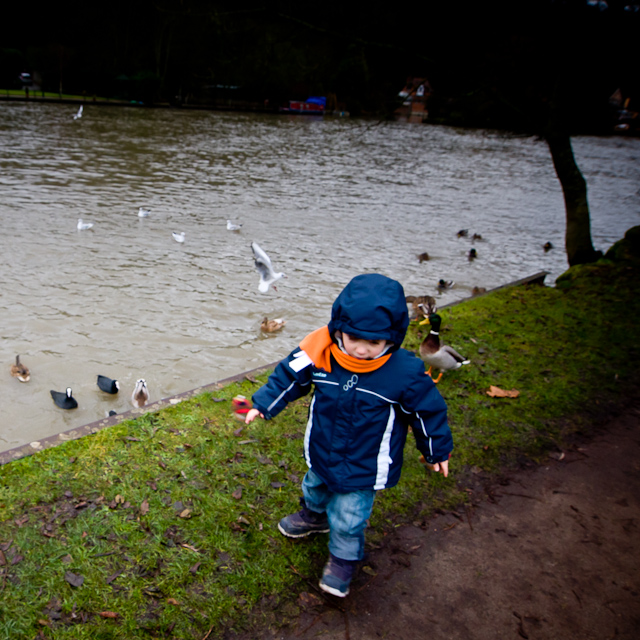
[167,598,180,606]
[270,482,285,489]
[486,385,520,398]
[297,591,322,607]
[189,561,201,575]
[140,499,150,515]
[115,494,125,504]
[158,460,167,470]
[244,375,258,383]
[232,488,243,500]
[237,516,251,525]
[98,611,119,619]
[180,543,200,553]
[38,619,50,626]
[64,571,84,588]
[179,508,192,519]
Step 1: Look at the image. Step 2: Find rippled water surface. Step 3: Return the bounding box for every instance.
[1,102,639,451]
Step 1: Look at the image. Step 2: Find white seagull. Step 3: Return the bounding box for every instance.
[138,207,151,217]
[131,378,149,408]
[77,218,93,230]
[251,241,285,293]
[227,220,243,231]
[172,232,185,243]
[73,105,83,120]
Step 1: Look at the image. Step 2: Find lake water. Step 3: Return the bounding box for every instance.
[1,102,639,452]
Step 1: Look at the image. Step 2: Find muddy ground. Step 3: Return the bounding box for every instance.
[233,401,640,640]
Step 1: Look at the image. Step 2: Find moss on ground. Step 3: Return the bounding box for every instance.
[1,240,639,639]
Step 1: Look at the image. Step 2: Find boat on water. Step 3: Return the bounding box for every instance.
[280,96,326,115]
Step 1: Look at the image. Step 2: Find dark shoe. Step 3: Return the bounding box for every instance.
[278,503,329,538]
[319,554,357,597]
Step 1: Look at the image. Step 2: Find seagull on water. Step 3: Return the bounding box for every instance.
[77,219,93,230]
[73,105,83,120]
[227,220,243,231]
[138,207,151,217]
[172,232,185,243]
[251,242,285,293]
[132,379,150,408]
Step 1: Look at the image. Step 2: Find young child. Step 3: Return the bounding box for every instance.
[245,273,452,597]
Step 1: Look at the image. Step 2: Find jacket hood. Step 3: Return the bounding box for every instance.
[328,274,409,350]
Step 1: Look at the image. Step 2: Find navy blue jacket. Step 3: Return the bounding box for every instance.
[251,274,452,493]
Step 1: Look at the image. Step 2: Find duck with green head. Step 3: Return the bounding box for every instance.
[419,313,470,383]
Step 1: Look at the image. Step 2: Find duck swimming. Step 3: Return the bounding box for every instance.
[97,375,119,394]
[437,279,455,291]
[416,252,430,263]
[468,248,477,261]
[131,379,149,408]
[50,388,78,409]
[261,317,287,332]
[419,313,470,383]
[10,355,30,382]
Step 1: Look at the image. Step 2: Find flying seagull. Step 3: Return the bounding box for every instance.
[77,219,93,230]
[172,232,185,243]
[138,207,151,217]
[73,105,83,120]
[227,220,243,231]
[251,242,285,293]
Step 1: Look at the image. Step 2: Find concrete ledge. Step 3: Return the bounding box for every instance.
[0,271,549,466]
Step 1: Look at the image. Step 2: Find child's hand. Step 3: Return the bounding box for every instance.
[245,408,264,424]
[419,456,449,478]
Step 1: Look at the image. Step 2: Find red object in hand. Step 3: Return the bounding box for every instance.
[232,395,252,416]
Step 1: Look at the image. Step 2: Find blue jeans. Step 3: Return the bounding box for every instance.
[302,468,376,561]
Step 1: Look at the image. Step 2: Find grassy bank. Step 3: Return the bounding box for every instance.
[1,231,639,639]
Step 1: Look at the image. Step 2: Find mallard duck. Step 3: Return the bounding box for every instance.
[457,229,469,238]
[472,286,487,296]
[406,296,437,321]
[468,248,477,261]
[10,355,30,382]
[261,317,287,332]
[97,375,119,394]
[472,233,483,242]
[419,313,470,383]
[131,379,149,408]
[416,252,430,263]
[543,241,554,252]
[50,388,78,409]
[437,279,455,291]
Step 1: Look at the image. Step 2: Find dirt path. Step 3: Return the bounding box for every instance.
[266,403,640,640]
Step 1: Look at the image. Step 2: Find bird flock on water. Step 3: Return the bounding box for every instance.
[11,105,557,419]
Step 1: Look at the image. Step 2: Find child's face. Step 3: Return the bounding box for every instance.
[341,333,388,360]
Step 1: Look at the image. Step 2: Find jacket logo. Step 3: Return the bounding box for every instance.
[313,372,327,378]
[343,374,358,391]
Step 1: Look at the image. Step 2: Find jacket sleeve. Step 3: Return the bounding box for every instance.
[401,362,453,464]
[251,348,314,420]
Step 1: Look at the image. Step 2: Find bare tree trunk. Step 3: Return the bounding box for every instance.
[546,132,602,266]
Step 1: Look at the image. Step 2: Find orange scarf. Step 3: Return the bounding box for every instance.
[299,326,391,373]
